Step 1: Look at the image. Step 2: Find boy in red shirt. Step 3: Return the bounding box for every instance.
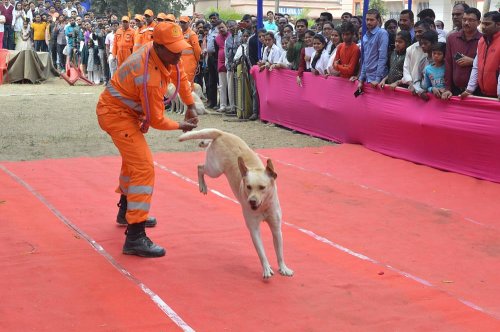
[329,22,360,78]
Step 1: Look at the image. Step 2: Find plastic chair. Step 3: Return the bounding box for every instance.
[60,52,93,86]
[0,49,10,85]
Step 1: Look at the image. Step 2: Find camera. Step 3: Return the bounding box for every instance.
[454,52,464,61]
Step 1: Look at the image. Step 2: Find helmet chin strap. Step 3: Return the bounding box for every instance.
[140,46,181,133]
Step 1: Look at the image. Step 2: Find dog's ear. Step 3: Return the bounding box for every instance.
[238,156,248,177]
[266,159,277,179]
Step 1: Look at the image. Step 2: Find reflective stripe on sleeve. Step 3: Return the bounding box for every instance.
[134,74,150,86]
[106,85,143,113]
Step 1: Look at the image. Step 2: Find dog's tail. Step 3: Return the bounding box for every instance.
[178,128,224,142]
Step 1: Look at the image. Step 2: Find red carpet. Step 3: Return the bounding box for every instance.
[1,144,499,331]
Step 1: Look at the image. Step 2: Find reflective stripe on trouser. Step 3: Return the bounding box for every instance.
[97,109,154,224]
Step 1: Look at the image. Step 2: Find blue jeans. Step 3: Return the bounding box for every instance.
[2,25,15,50]
[34,40,47,52]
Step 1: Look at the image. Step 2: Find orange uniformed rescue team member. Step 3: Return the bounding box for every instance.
[132,14,144,52]
[165,14,176,23]
[156,12,169,23]
[133,9,156,52]
[112,16,135,67]
[179,16,202,88]
[96,22,199,258]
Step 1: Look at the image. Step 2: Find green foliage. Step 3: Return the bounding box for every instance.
[368,0,388,17]
[203,7,244,21]
[294,9,314,27]
[91,0,195,17]
[296,8,310,20]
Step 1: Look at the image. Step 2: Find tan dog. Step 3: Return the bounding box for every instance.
[166,83,206,115]
[193,83,207,102]
[179,129,294,279]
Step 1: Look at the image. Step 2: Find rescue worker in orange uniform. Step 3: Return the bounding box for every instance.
[112,16,135,67]
[133,9,156,52]
[179,16,202,88]
[165,14,176,23]
[132,14,144,52]
[96,22,199,258]
[156,13,168,23]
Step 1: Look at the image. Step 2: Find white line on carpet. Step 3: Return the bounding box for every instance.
[154,160,500,321]
[0,164,195,332]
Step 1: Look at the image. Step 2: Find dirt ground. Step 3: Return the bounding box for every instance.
[0,78,332,162]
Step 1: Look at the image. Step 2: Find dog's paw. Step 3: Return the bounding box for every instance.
[279,265,294,277]
[199,183,208,195]
[262,266,274,279]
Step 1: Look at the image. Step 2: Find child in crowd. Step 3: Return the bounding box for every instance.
[414,30,439,101]
[259,31,282,71]
[328,22,360,78]
[82,38,101,84]
[423,42,446,98]
[310,34,330,76]
[296,30,315,86]
[233,29,250,65]
[17,19,33,51]
[379,30,412,89]
[270,35,291,70]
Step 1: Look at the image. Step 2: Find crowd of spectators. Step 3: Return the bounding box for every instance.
[246,6,499,103]
[1,1,499,121]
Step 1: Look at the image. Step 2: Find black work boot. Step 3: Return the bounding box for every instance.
[116,194,157,227]
[122,222,166,257]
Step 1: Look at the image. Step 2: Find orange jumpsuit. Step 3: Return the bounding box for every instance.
[113,27,135,67]
[181,27,201,87]
[96,42,194,224]
[133,27,144,53]
[134,22,156,53]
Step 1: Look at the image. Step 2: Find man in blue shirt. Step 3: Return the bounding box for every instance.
[64,16,80,63]
[357,9,389,91]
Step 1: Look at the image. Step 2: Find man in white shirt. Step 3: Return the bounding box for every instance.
[62,0,77,18]
[274,17,288,50]
[402,20,430,93]
[105,21,118,80]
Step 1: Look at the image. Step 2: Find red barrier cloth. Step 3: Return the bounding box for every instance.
[251,67,500,183]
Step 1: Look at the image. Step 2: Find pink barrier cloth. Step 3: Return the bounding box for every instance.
[251,66,500,183]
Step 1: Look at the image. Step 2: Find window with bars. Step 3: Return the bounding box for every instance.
[454,1,477,7]
[417,2,430,13]
[355,2,361,16]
